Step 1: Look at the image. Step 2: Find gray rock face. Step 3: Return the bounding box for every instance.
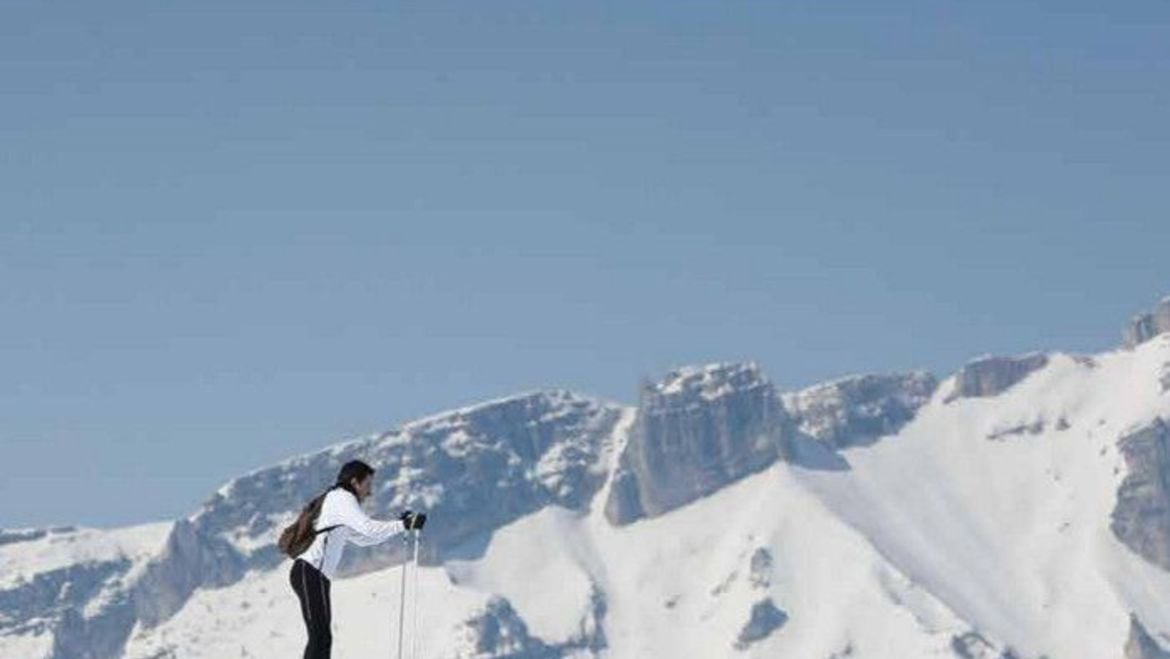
[950,631,1012,659]
[458,589,607,659]
[749,547,773,589]
[0,529,48,547]
[1126,614,1170,659]
[0,552,143,659]
[166,390,621,577]
[133,519,247,627]
[604,363,790,525]
[733,598,788,650]
[1112,419,1170,571]
[176,389,620,576]
[51,603,138,659]
[985,420,1049,441]
[461,597,560,658]
[945,354,1049,403]
[1124,297,1170,349]
[783,372,938,448]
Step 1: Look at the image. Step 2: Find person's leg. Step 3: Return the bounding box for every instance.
[290,560,333,658]
[319,570,333,656]
[289,560,314,659]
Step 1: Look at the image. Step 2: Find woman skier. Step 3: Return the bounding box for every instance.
[285,459,426,659]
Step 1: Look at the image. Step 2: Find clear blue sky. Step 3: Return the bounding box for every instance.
[3,0,1168,528]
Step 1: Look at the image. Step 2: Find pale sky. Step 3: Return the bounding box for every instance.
[3,0,1169,527]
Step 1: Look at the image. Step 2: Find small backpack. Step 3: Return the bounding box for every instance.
[278,490,341,559]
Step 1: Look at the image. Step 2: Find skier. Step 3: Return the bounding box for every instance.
[282,459,426,659]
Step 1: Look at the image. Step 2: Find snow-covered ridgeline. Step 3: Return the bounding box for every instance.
[8,296,1170,657]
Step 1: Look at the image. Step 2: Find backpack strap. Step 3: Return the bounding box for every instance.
[311,486,346,570]
[315,524,343,571]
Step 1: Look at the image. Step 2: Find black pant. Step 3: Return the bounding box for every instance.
[290,559,332,658]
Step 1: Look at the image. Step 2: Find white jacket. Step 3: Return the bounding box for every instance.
[296,488,406,579]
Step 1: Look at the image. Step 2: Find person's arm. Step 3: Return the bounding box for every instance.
[335,491,405,545]
[347,528,395,547]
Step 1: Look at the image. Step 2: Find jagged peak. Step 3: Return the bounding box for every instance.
[944,352,1050,403]
[1124,295,1170,349]
[782,370,939,449]
[200,389,614,510]
[786,370,937,400]
[647,361,769,401]
[959,351,1049,368]
[401,388,607,433]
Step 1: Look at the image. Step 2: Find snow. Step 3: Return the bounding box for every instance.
[122,548,491,659]
[0,521,171,590]
[791,343,1170,658]
[587,462,971,658]
[447,506,596,645]
[0,629,52,659]
[227,512,295,554]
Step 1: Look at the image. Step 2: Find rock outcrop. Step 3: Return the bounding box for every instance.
[748,547,773,589]
[459,597,560,658]
[1126,614,1170,659]
[950,631,999,658]
[458,589,607,659]
[733,598,788,650]
[0,559,134,659]
[945,354,1049,403]
[783,372,938,448]
[604,363,790,525]
[1125,297,1170,349]
[1112,419,1170,571]
[133,519,247,627]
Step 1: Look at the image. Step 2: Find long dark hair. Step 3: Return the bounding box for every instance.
[335,460,376,498]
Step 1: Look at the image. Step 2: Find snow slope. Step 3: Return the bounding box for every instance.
[792,338,1170,658]
[123,463,976,659]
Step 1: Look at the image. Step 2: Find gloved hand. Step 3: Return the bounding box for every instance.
[398,510,427,530]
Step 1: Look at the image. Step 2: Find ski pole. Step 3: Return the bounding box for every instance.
[397,531,409,659]
[411,528,422,659]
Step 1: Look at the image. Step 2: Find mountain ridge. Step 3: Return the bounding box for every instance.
[7,296,1170,657]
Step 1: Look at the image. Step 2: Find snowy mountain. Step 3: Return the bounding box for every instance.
[7,296,1170,658]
